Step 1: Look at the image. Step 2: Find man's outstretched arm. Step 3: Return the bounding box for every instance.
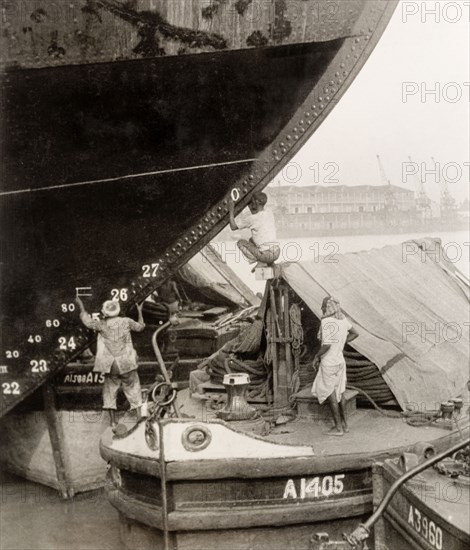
[228,199,239,231]
[76,297,100,331]
[346,326,359,343]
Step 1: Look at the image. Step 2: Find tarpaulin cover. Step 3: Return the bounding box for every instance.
[179,244,259,309]
[281,238,470,409]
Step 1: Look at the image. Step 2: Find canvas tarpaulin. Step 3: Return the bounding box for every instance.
[281,239,469,410]
[179,244,259,309]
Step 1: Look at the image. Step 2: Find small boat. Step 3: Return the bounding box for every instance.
[0,246,259,497]
[312,436,470,550]
[100,239,470,549]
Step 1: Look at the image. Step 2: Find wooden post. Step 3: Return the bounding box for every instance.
[270,282,294,410]
[257,279,271,323]
[269,287,279,405]
[276,284,289,407]
[372,463,386,550]
[159,421,170,550]
[42,384,74,499]
[283,286,293,392]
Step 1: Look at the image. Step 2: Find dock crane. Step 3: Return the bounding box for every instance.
[432,156,456,221]
[408,155,431,222]
[376,154,397,213]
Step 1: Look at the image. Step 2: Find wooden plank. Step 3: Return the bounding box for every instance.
[164,454,389,481]
[167,495,371,531]
[272,284,290,407]
[283,286,293,392]
[257,279,271,322]
[268,287,279,404]
[109,487,370,531]
[159,422,171,550]
[372,463,386,550]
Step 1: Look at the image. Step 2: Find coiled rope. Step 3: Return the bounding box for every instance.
[346,384,443,426]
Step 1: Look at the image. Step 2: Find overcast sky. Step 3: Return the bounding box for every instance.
[270,0,470,204]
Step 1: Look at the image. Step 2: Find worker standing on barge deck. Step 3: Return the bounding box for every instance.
[76,297,145,432]
[312,296,358,436]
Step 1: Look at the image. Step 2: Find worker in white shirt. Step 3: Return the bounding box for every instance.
[312,296,359,436]
[228,191,280,269]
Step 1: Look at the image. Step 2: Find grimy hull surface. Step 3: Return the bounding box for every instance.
[0,0,398,415]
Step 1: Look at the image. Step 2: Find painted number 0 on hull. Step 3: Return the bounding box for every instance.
[231,188,240,202]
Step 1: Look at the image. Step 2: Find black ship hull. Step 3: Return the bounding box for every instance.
[0,0,399,415]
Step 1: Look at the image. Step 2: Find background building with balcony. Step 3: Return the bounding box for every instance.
[268,184,415,214]
[214,184,465,241]
[266,184,423,236]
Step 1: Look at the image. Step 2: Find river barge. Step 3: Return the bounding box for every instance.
[101,239,470,549]
[370,442,470,550]
[310,437,470,550]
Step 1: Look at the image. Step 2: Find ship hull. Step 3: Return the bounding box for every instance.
[0,0,399,417]
[2,41,342,192]
[1,39,340,314]
[0,40,340,411]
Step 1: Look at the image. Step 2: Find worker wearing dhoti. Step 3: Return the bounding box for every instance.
[312,296,358,435]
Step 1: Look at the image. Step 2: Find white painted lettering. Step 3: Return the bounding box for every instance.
[283,479,297,499]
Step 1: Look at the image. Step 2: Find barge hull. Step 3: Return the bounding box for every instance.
[117,513,367,550]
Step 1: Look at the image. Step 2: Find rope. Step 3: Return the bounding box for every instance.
[346,385,402,418]
[346,384,443,426]
[290,303,303,395]
[264,310,273,366]
[402,409,441,426]
[289,304,303,357]
[231,319,264,355]
[436,445,470,477]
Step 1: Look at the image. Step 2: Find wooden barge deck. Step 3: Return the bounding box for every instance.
[100,388,469,550]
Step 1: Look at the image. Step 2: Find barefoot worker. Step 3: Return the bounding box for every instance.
[228,191,280,270]
[312,296,358,436]
[76,297,145,431]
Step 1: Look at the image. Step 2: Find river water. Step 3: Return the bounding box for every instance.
[0,469,122,550]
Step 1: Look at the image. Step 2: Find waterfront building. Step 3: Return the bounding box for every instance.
[266,184,419,235]
[267,184,415,215]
